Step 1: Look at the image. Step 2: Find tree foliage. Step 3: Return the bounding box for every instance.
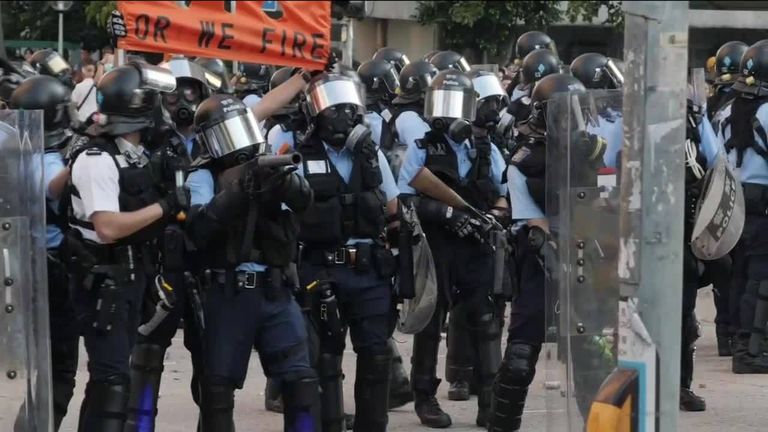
[566,1,623,28]
[2,1,109,50]
[84,1,117,29]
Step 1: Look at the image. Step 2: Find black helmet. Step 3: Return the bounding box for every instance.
[372,47,410,74]
[235,63,273,96]
[570,52,624,89]
[425,70,477,142]
[29,49,72,87]
[0,74,25,105]
[521,49,560,87]
[304,73,365,148]
[394,60,438,105]
[733,42,768,96]
[97,62,176,135]
[714,41,748,85]
[429,50,471,72]
[194,94,266,168]
[529,73,586,128]
[423,50,439,62]
[357,59,400,105]
[194,57,232,94]
[161,57,216,129]
[515,31,557,60]
[10,75,72,149]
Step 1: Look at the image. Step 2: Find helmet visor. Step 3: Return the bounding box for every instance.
[198,110,266,159]
[604,59,624,88]
[473,74,506,100]
[45,51,70,75]
[424,88,477,121]
[135,63,177,93]
[306,78,364,117]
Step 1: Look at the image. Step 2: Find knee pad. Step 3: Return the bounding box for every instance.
[356,347,391,384]
[317,352,343,379]
[682,313,701,347]
[130,343,166,373]
[501,343,540,387]
[283,376,320,409]
[81,375,130,431]
[200,376,235,412]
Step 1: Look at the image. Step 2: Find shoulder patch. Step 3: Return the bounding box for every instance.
[510,146,531,164]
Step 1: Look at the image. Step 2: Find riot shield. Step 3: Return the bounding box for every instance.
[0,110,52,431]
[543,90,622,431]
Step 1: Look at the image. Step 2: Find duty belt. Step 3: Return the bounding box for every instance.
[209,269,269,290]
[743,183,768,216]
[303,245,369,268]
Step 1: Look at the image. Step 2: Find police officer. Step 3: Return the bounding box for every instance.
[708,41,748,121]
[428,50,471,73]
[387,60,437,150]
[185,93,318,431]
[195,57,234,94]
[234,63,274,108]
[28,48,74,87]
[569,52,625,168]
[505,31,557,96]
[398,70,509,428]
[489,74,592,432]
[122,57,213,432]
[10,75,79,431]
[65,62,187,432]
[715,42,768,374]
[293,72,400,432]
[372,47,411,74]
[357,58,400,116]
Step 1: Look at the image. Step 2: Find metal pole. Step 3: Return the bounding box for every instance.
[57,12,64,54]
[345,19,354,68]
[620,1,688,430]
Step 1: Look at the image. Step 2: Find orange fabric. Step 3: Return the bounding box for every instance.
[117,1,331,69]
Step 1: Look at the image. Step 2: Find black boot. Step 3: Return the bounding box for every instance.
[476,385,493,428]
[199,377,235,432]
[124,343,166,432]
[679,388,706,412]
[265,378,284,413]
[353,349,391,432]
[413,378,452,429]
[716,324,733,357]
[283,376,320,432]
[77,377,130,432]
[732,336,768,374]
[447,380,470,401]
[387,339,413,409]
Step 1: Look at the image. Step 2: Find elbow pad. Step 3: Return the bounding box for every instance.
[279,172,314,214]
[415,196,452,224]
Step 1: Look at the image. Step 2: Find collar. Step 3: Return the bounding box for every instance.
[444,134,470,150]
[322,141,352,157]
[115,137,149,167]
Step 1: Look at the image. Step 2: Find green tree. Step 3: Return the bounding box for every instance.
[84,1,117,29]
[416,1,622,63]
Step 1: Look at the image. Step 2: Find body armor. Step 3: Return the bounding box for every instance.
[510,130,547,212]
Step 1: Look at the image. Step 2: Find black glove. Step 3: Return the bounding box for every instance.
[107,10,127,48]
[159,186,191,219]
[446,207,483,242]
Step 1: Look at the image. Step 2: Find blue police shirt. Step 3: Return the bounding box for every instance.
[397,134,508,198]
[716,102,768,185]
[267,124,297,152]
[365,111,384,148]
[587,109,624,169]
[510,84,529,102]
[507,165,545,220]
[44,152,66,249]
[394,110,431,149]
[186,168,267,272]
[699,115,720,168]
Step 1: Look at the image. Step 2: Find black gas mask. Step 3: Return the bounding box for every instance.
[430,117,473,143]
[163,79,204,128]
[316,103,362,148]
[474,96,505,131]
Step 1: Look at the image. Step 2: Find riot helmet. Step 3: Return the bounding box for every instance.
[529,73,586,129]
[194,57,232,94]
[468,70,508,130]
[97,62,176,136]
[424,70,478,143]
[305,73,366,148]
[29,49,73,87]
[161,57,214,129]
[194,94,267,168]
[357,59,400,107]
[521,49,560,88]
[714,41,748,85]
[732,42,768,96]
[235,63,273,98]
[429,50,471,72]
[570,52,624,89]
[10,75,72,149]
[372,47,411,74]
[394,60,438,105]
[0,74,25,106]
[423,50,439,62]
[515,31,557,60]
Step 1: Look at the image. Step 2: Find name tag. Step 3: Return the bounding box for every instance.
[306,160,330,174]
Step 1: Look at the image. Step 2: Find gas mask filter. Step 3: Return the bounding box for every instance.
[316,103,362,148]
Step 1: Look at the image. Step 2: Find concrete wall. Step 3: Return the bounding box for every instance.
[352,18,438,65]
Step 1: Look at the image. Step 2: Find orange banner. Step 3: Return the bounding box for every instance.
[117,1,331,69]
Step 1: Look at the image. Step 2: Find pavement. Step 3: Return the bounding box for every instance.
[58,287,768,431]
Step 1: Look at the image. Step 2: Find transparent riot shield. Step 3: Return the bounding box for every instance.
[543,90,622,431]
[0,110,52,431]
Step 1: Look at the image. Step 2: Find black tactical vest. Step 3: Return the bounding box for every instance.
[296,133,386,249]
[510,132,546,212]
[419,131,498,211]
[69,137,164,246]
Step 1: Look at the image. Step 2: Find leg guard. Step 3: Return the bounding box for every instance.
[353,348,391,432]
[681,313,700,389]
[199,376,235,432]
[488,343,541,432]
[265,377,284,413]
[124,343,166,432]
[748,280,768,355]
[77,375,130,432]
[52,372,76,431]
[283,376,320,432]
[386,339,413,409]
[410,307,443,396]
[317,353,345,432]
[445,306,474,384]
[472,310,502,415]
